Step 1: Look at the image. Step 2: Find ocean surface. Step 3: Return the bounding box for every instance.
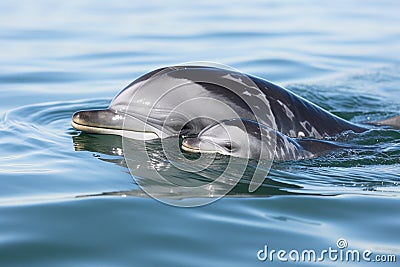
[0,0,399,266]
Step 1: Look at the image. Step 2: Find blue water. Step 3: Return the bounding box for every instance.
[1,1,400,266]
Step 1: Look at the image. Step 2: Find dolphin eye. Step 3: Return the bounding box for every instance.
[224,142,232,151]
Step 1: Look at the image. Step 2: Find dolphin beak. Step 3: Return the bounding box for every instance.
[181,138,201,152]
[72,109,159,140]
[72,109,123,133]
[181,138,220,153]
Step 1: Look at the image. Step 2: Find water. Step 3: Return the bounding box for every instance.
[1,0,399,266]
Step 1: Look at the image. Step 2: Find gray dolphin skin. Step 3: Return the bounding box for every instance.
[72,65,367,139]
[181,119,340,161]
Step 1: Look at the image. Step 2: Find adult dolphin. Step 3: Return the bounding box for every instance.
[71,65,398,140]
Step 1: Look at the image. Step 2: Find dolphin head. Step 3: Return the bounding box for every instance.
[181,119,266,159]
[72,65,270,140]
[72,67,172,140]
[72,66,197,139]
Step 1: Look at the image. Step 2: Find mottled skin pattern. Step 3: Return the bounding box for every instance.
[248,75,366,138]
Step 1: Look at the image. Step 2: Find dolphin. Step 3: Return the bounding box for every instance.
[73,65,389,141]
[181,119,341,160]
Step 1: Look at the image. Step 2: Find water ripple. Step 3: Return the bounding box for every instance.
[0,100,108,174]
[0,71,88,84]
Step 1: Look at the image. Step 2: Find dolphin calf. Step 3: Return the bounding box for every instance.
[73,65,385,142]
[181,119,341,161]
